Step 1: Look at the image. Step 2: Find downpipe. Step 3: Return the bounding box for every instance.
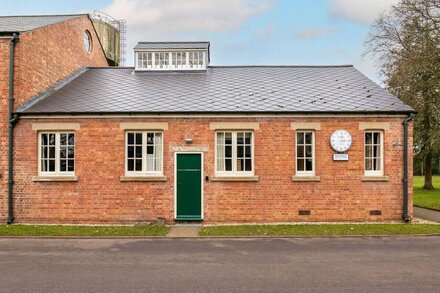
[7,33,19,224]
[402,113,414,222]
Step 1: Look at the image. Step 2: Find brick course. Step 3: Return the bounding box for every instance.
[12,116,413,224]
[0,15,108,223]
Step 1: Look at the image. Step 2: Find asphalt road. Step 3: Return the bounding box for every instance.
[0,237,439,292]
[414,206,440,222]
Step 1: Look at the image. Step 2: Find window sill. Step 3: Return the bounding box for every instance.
[32,176,78,182]
[361,176,389,182]
[210,176,259,182]
[292,176,320,182]
[120,176,167,182]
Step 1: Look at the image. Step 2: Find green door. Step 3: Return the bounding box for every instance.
[175,154,202,221]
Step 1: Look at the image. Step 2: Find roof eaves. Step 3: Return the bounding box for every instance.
[17,67,89,113]
[18,109,417,116]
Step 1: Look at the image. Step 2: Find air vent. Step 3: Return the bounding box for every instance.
[299,210,311,216]
[369,210,382,216]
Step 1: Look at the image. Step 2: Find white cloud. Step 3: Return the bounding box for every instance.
[329,0,399,25]
[293,26,338,40]
[254,24,275,39]
[102,0,274,65]
[103,0,274,35]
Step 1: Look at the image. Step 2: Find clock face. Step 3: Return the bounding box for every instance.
[330,130,352,152]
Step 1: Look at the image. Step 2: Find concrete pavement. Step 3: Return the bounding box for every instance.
[414,206,440,222]
[0,237,439,292]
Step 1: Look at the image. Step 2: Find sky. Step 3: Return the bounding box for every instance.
[1,0,400,83]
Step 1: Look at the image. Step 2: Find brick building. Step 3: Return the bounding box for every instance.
[0,14,109,223]
[2,24,414,224]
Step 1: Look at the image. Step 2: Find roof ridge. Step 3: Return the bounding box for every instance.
[0,13,87,18]
[209,65,354,68]
[137,41,210,44]
[85,65,354,70]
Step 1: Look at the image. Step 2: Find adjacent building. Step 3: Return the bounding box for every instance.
[0,14,109,223]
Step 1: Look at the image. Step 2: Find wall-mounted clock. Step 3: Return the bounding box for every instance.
[330,130,352,152]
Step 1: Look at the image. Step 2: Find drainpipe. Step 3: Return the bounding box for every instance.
[7,33,19,224]
[402,113,414,222]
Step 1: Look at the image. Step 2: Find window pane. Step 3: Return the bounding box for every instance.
[128,146,134,158]
[155,158,162,172]
[237,146,243,157]
[68,134,74,145]
[297,132,304,144]
[128,159,134,171]
[136,133,142,144]
[245,146,251,158]
[365,132,372,144]
[68,160,74,172]
[237,159,244,171]
[306,159,313,171]
[128,133,134,144]
[237,132,244,144]
[147,133,154,144]
[49,160,56,172]
[147,145,154,155]
[297,159,304,171]
[49,134,56,145]
[225,132,232,144]
[60,133,67,145]
[373,132,380,144]
[135,159,142,171]
[245,132,251,144]
[135,146,142,158]
[305,146,312,157]
[365,158,372,171]
[217,132,225,144]
[41,159,48,172]
[365,145,372,158]
[60,146,66,159]
[245,159,252,171]
[305,132,313,144]
[68,146,74,159]
[60,160,67,172]
[225,145,232,158]
[373,144,380,157]
[297,145,304,158]
[42,134,48,145]
[49,147,56,159]
[225,159,232,171]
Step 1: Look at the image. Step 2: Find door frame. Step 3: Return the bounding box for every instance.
[174,152,204,220]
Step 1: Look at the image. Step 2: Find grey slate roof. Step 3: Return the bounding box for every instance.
[134,42,210,51]
[0,14,84,33]
[18,65,414,114]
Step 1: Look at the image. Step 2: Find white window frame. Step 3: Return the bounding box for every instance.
[214,131,254,177]
[38,132,75,177]
[125,131,164,177]
[135,50,206,71]
[295,130,315,176]
[364,130,384,176]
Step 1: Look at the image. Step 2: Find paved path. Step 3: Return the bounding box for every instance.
[414,206,440,222]
[0,237,439,292]
[166,225,200,237]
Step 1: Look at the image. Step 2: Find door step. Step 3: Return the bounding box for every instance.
[167,226,201,237]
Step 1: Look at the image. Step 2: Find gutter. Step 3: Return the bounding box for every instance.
[7,33,19,224]
[402,113,415,222]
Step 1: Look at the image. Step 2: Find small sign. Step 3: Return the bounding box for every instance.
[333,153,349,161]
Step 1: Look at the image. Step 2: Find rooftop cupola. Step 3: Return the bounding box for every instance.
[134,41,210,71]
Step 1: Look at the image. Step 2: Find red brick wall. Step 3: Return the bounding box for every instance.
[0,16,108,223]
[12,116,413,224]
[14,15,108,107]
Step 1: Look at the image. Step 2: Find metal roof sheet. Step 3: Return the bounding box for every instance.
[134,42,210,50]
[0,14,85,33]
[18,65,414,114]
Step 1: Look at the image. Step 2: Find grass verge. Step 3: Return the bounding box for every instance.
[413,176,440,210]
[0,225,170,237]
[199,224,440,237]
